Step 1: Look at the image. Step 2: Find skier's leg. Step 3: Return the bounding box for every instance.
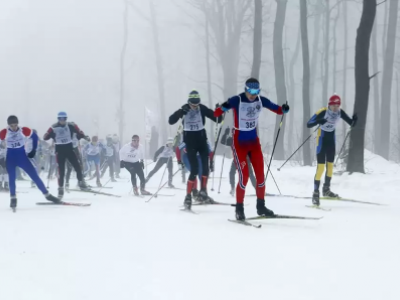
[232,139,249,204]
[247,156,257,189]
[56,150,66,188]
[67,149,84,182]
[247,141,266,199]
[135,163,146,190]
[6,157,17,197]
[198,143,209,191]
[167,158,173,185]
[19,156,49,194]
[147,158,165,180]
[186,147,199,195]
[229,161,236,191]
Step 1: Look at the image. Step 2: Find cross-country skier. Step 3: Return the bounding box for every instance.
[307,94,357,206]
[0,115,60,209]
[214,78,289,220]
[112,134,121,178]
[145,137,175,188]
[168,90,223,209]
[84,135,105,187]
[43,111,90,199]
[220,126,257,196]
[100,135,117,182]
[0,140,9,191]
[66,133,84,189]
[119,134,151,196]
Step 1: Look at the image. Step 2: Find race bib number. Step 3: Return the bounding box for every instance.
[184,109,204,132]
[238,99,261,131]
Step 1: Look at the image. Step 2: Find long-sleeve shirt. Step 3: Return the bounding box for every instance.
[119,143,144,163]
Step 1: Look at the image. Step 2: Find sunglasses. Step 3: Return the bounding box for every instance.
[245,86,260,95]
[58,117,67,121]
[132,139,139,142]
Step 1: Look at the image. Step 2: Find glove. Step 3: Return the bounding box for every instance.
[85,136,90,142]
[181,104,190,115]
[27,150,36,158]
[351,114,358,127]
[120,161,125,169]
[215,103,220,108]
[281,104,290,114]
[210,159,214,173]
[140,159,145,169]
[318,119,328,125]
[224,127,230,135]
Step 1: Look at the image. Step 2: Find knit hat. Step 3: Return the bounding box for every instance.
[188,90,201,105]
[328,94,341,106]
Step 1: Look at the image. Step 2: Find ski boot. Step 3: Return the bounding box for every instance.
[256,199,275,217]
[31,181,36,188]
[10,196,17,210]
[116,173,120,179]
[65,182,70,190]
[192,188,199,200]
[133,187,139,196]
[111,177,117,182]
[235,203,245,221]
[4,182,9,191]
[322,186,338,198]
[58,187,64,200]
[141,189,152,196]
[184,194,192,210]
[197,189,209,202]
[168,182,175,188]
[96,180,102,188]
[78,180,91,191]
[45,193,61,204]
[312,190,320,206]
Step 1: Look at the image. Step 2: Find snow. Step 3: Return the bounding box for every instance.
[1,153,400,300]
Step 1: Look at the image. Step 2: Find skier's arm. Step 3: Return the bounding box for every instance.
[260,96,287,115]
[168,108,185,125]
[119,144,128,161]
[214,96,240,117]
[0,129,7,141]
[202,105,223,123]
[43,127,55,141]
[340,109,357,127]
[221,127,231,146]
[154,146,164,161]
[23,127,38,152]
[307,108,327,128]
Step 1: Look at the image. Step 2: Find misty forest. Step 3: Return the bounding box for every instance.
[1,0,398,172]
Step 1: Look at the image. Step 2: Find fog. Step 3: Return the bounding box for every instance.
[0,0,398,166]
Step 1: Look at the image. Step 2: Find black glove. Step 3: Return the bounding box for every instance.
[215,103,220,108]
[140,160,145,169]
[120,161,125,169]
[281,104,290,114]
[351,114,358,127]
[27,150,36,158]
[181,104,190,115]
[318,119,328,125]
[85,136,90,142]
[210,159,214,173]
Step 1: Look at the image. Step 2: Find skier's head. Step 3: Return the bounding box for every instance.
[106,135,113,143]
[131,134,139,147]
[166,137,173,147]
[7,115,19,131]
[112,134,119,143]
[328,94,341,112]
[245,78,260,101]
[57,111,68,125]
[188,90,201,110]
[91,135,98,143]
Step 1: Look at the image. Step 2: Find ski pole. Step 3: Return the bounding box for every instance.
[94,177,111,196]
[156,157,171,192]
[334,129,352,167]
[269,169,282,195]
[211,115,225,191]
[217,149,226,194]
[277,126,319,171]
[265,109,286,182]
[146,168,181,202]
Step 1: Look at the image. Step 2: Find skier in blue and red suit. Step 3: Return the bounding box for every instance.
[214,78,290,220]
[0,115,60,210]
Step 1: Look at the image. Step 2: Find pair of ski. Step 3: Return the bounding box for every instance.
[229,214,323,228]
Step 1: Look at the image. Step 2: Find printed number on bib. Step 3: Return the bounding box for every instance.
[190,124,199,131]
[246,121,256,129]
[11,142,21,148]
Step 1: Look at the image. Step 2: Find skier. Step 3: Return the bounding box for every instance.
[84,135,104,187]
[0,115,60,209]
[112,134,121,178]
[43,111,90,199]
[169,90,223,209]
[119,134,151,196]
[0,140,9,191]
[307,94,357,206]
[220,126,257,196]
[100,135,116,182]
[145,137,175,187]
[26,129,44,188]
[66,133,84,189]
[214,78,289,220]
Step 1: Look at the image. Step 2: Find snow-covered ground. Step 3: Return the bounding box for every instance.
[1,151,400,300]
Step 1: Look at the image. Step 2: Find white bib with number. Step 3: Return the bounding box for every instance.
[6,128,25,149]
[86,143,101,156]
[238,96,262,131]
[184,109,204,132]
[159,146,174,158]
[105,145,114,157]
[321,109,341,132]
[54,125,72,145]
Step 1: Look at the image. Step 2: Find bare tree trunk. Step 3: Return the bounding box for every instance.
[287,26,301,154]
[119,0,129,143]
[300,0,312,166]
[205,18,214,144]
[310,5,322,109]
[341,0,348,142]
[332,4,339,93]
[371,18,380,152]
[149,0,168,140]
[378,0,398,159]
[322,0,330,106]
[251,0,262,79]
[272,0,288,160]
[347,0,376,173]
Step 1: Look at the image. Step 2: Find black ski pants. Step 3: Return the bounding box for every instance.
[186,142,209,182]
[147,157,173,183]
[56,144,83,188]
[66,147,83,183]
[125,161,145,189]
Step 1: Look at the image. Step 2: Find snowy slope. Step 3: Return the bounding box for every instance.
[1,153,400,300]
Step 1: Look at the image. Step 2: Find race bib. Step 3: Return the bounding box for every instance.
[321,109,341,132]
[105,145,114,156]
[238,97,262,131]
[54,126,72,145]
[184,109,204,132]
[6,129,25,149]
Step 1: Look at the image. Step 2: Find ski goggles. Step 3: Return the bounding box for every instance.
[245,86,260,95]
[132,139,139,142]
[58,117,67,121]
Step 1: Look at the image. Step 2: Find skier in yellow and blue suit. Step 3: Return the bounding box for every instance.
[307,94,357,206]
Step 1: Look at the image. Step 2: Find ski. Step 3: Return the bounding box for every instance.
[68,188,121,198]
[180,208,198,214]
[306,205,331,211]
[36,201,91,207]
[228,219,262,228]
[246,214,323,221]
[192,200,235,206]
[166,187,185,191]
[93,186,113,189]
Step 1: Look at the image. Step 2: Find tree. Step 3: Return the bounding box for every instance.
[251,0,262,79]
[322,0,330,106]
[371,15,380,152]
[347,0,376,173]
[341,0,349,142]
[377,0,399,159]
[300,0,312,166]
[272,0,288,160]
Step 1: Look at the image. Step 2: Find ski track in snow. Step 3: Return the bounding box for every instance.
[1,152,400,300]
